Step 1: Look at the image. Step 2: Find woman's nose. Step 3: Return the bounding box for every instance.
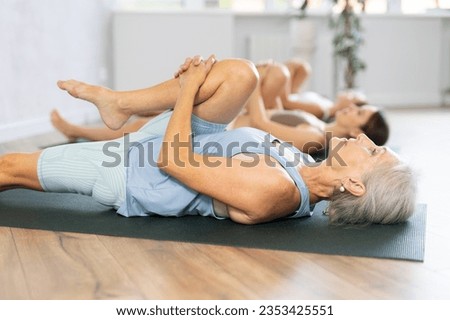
[357,133,368,141]
[357,133,373,145]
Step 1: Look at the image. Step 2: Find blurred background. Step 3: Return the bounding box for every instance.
[1,0,449,143]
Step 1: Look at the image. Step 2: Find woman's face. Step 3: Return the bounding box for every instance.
[335,105,378,130]
[328,134,397,177]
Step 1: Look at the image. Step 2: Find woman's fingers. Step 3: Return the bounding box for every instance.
[174,54,216,78]
[205,54,216,74]
[174,57,193,78]
[182,57,193,70]
[192,55,203,65]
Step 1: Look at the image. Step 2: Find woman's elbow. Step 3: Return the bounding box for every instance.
[229,207,274,225]
[229,213,260,225]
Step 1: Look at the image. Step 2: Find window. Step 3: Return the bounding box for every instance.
[116,0,182,10]
[439,0,450,9]
[365,0,388,13]
[401,0,436,13]
[328,0,450,13]
[115,0,450,12]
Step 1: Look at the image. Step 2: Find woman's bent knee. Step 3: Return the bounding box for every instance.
[192,59,259,124]
[266,63,289,87]
[236,59,259,89]
[219,59,259,94]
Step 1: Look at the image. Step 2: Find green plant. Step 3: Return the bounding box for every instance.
[330,0,366,89]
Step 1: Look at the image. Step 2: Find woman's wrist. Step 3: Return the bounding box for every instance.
[178,83,201,102]
[180,80,202,92]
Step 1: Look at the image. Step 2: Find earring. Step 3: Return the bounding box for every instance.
[339,185,345,193]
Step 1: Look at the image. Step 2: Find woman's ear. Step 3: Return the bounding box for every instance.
[342,177,366,197]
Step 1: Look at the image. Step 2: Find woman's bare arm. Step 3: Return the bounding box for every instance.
[158,56,299,224]
[246,85,325,153]
[281,96,326,119]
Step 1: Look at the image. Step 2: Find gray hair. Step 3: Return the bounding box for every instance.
[328,162,417,225]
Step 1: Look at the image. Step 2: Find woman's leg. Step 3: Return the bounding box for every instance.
[257,62,289,110]
[0,140,125,207]
[284,59,311,93]
[0,152,42,191]
[0,139,127,207]
[57,59,258,130]
[50,110,151,141]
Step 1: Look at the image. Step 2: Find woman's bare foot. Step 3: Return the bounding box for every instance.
[50,110,78,142]
[57,80,130,130]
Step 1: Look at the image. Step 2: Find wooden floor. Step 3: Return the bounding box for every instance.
[1,107,450,299]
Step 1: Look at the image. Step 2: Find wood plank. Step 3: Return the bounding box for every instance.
[11,228,145,299]
[0,227,30,299]
[197,248,380,299]
[99,236,377,299]
[99,236,256,299]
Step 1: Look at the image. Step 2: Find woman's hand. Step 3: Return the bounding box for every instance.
[329,93,358,118]
[174,55,217,86]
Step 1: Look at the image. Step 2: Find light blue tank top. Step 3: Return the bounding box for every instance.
[117,127,315,219]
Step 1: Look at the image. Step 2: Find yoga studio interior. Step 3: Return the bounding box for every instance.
[1,0,450,300]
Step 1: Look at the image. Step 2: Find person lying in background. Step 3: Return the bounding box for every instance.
[229,80,388,155]
[256,58,367,121]
[0,55,416,226]
[50,58,385,156]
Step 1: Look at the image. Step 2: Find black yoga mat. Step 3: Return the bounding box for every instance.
[0,189,426,261]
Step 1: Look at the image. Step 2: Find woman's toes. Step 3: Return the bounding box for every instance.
[57,80,84,98]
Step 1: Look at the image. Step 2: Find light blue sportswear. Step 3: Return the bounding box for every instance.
[38,110,315,219]
[37,110,224,209]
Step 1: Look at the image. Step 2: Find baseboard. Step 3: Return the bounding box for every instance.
[0,110,100,144]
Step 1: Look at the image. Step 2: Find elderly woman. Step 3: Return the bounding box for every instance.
[0,56,415,225]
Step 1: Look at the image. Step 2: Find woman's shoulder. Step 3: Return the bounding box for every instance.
[257,163,301,219]
[232,157,301,222]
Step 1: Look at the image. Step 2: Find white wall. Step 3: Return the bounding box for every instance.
[233,14,291,61]
[358,16,442,107]
[113,11,234,90]
[0,0,113,143]
[114,11,450,108]
[237,14,446,107]
[441,17,450,104]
